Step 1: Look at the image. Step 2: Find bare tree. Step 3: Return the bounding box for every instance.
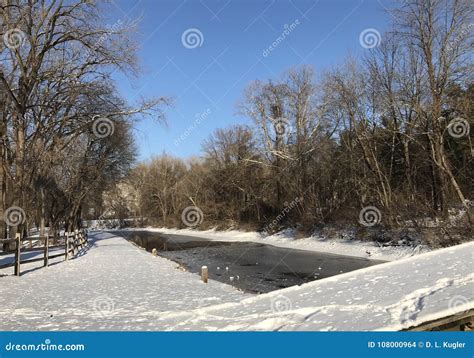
[391,0,473,211]
[0,0,167,235]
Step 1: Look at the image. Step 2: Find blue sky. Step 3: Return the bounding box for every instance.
[107,0,394,160]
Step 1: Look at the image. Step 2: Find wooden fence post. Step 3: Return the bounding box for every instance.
[70,231,74,256]
[71,231,74,254]
[44,233,49,267]
[14,233,21,276]
[74,229,79,253]
[65,233,69,261]
[201,266,208,283]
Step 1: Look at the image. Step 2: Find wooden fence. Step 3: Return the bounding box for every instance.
[0,229,88,276]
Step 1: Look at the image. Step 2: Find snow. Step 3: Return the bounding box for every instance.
[121,227,430,261]
[152,240,473,331]
[1,231,471,331]
[0,231,249,331]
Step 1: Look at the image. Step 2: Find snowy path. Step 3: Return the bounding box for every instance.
[1,231,472,331]
[0,231,248,330]
[151,241,473,331]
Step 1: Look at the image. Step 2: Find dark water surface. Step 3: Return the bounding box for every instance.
[117,230,384,294]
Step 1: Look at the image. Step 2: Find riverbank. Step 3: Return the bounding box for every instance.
[119,227,430,261]
[118,230,384,293]
[150,240,473,331]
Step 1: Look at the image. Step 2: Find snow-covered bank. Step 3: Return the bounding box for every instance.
[122,227,430,261]
[0,232,248,331]
[152,240,474,331]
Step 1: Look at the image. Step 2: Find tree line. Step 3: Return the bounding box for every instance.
[100,0,472,245]
[1,0,472,246]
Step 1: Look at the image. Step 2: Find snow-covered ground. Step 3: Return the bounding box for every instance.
[121,227,429,261]
[0,231,248,331]
[1,231,471,331]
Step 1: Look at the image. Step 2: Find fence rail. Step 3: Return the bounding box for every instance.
[0,229,88,276]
